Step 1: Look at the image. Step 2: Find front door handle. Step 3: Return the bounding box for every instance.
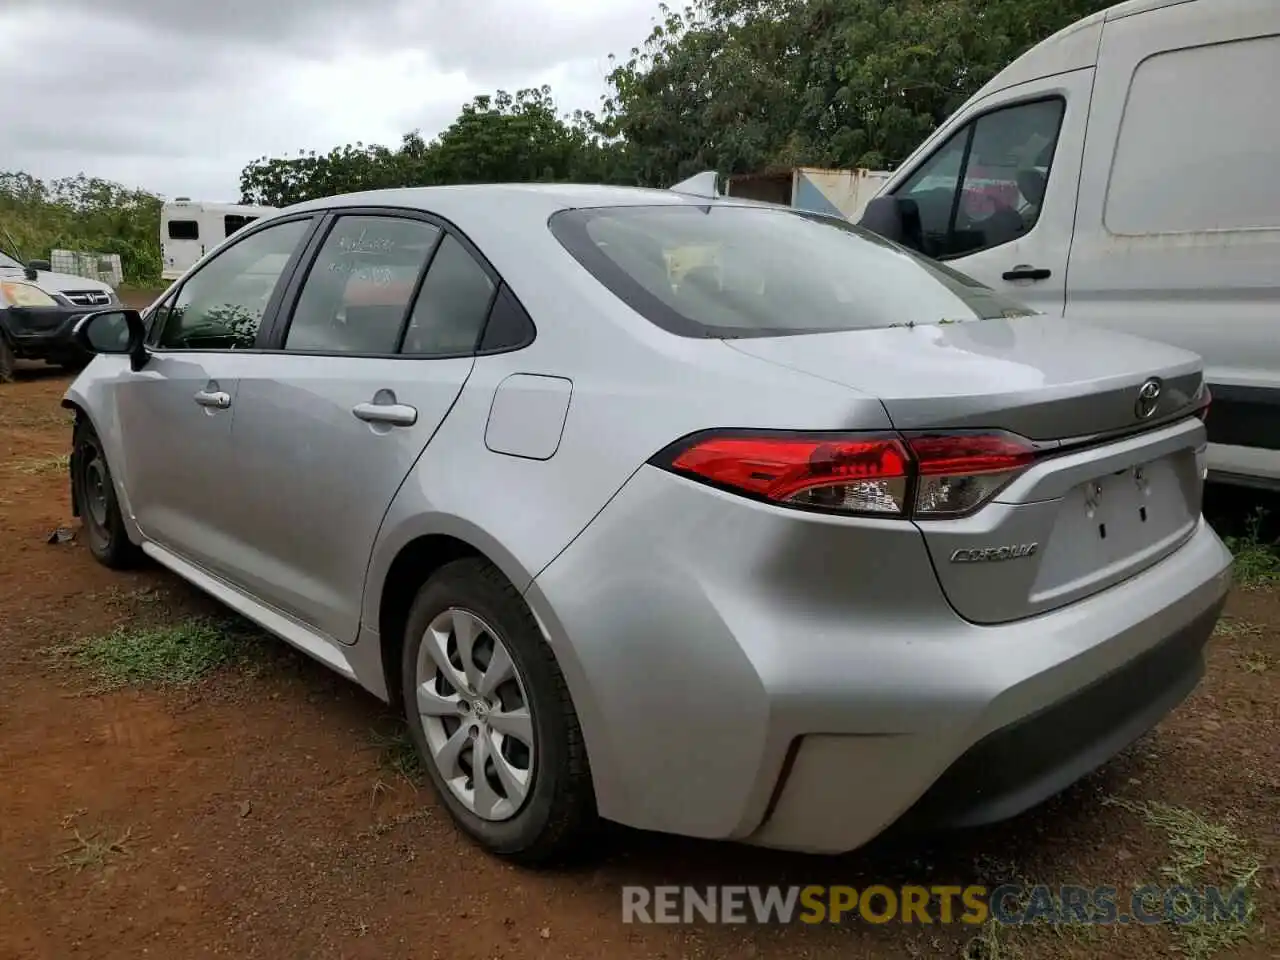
[1003,264,1052,281]
[353,401,418,427]
[194,389,231,409]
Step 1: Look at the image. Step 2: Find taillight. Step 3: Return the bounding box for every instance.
[907,432,1038,518]
[654,429,1038,519]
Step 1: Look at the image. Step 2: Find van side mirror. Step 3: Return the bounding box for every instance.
[23,259,50,280]
[72,309,150,371]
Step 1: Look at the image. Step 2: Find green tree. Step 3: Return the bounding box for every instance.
[0,172,162,284]
[239,87,627,206]
[601,0,1115,185]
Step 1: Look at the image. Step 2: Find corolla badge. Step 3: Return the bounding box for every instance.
[1135,378,1162,420]
[949,543,1039,563]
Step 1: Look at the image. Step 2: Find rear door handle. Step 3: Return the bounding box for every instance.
[353,401,418,427]
[193,390,231,409]
[1003,264,1052,281]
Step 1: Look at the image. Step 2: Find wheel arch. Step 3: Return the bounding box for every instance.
[61,393,143,544]
[367,515,613,806]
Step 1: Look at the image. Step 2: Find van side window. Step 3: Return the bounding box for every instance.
[225,214,258,237]
[1106,35,1280,234]
[894,98,1064,259]
[168,220,199,241]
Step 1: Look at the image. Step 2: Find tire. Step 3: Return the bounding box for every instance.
[71,418,144,569]
[401,557,597,865]
[0,336,14,384]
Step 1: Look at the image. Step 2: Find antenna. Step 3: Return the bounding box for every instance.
[668,171,720,199]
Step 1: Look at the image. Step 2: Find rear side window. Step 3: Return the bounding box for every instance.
[1106,35,1280,234]
[284,215,442,354]
[168,220,199,240]
[550,204,1034,339]
[400,235,497,356]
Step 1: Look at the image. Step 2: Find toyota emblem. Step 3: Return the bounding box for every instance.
[1135,378,1162,419]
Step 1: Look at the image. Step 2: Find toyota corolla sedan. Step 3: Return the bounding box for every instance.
[63,181,1231,864]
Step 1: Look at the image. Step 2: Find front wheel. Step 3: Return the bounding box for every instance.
[0,337,14,383]
[401,558,597,864]
[71,419,143,569]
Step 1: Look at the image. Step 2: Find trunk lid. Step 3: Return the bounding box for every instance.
[724,316,1204,439]
[726,316,1209,623]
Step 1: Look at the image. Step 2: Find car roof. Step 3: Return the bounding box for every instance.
[280,182,758,222]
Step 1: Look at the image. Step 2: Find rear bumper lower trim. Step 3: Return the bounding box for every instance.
[895,596,1223,831]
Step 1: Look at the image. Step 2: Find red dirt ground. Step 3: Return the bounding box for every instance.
[1,368,1275,960]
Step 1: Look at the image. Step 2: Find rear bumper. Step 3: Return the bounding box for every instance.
[530,465,1232,854]
[1,306,91,363]
[894,598,1220,831]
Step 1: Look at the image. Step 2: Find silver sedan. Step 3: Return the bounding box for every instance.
[64,181,1230,863]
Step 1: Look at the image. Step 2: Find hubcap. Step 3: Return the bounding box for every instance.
[414,608,535,821]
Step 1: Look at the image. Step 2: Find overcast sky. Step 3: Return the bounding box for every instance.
[0,0,659,202]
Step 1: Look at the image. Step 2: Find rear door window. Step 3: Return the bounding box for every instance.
[282,215,442,355]
[399,235,497,357]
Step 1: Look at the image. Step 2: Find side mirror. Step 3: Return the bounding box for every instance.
[858,195,906,243]
[23,259,50,280]
[72,309,150,371]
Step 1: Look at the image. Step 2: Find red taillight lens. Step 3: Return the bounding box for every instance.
[656,430,1039,519]
[667,434,912,515]
[907,432,1038,518]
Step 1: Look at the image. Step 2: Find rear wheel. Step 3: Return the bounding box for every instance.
[72,419,143,569]
[400,558,596,864]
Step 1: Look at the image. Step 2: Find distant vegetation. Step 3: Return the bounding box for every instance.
[0,172,162,285]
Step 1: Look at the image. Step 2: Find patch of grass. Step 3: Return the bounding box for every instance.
[963,884,1101,960]
[1212,617,1264,641]
[1104,797,1262,960]
[1222,506,1280,586]
[363,807,432,838]
[63,617,255,689]
[369,725,425,788]
[45,826,136,874]
[1239,652,1272,674]
[14,452,69,475]
[963,919,1023,960]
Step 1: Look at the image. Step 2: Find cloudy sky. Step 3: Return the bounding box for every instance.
[0,0,660,201]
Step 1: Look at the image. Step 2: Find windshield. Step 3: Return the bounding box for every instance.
[0,249,23,270]
[549,204,1036,338]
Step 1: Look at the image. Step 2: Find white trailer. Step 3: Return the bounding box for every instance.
[160,199,278,280]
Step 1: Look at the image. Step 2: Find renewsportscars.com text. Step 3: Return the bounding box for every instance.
[621,884,1251,926]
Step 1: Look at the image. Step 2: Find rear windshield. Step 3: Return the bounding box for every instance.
[549,204,1035,338]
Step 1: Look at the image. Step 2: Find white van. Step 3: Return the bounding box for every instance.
[859,0,1279,490]
[161,199,277,280]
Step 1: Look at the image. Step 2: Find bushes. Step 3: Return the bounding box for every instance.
[0,172,162,286]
